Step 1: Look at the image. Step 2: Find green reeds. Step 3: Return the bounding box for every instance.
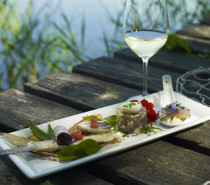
[0,0,87,91]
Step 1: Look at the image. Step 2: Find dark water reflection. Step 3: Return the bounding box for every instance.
[14,0,210,58]
[1,0,209,90]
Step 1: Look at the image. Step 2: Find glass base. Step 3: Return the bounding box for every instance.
[126,95,143,101]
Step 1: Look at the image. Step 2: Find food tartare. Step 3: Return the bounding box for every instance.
[116,99,158,134]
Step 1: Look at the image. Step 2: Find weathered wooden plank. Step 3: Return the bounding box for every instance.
[0,155,113,185]
[24,72,140,111]
[190,41,210,55]
[165,120,210,153]
[177,24,210,40]
[114,48,210,73]
[0,89,80,131]
[24,69,209,152]
[201,17,210,25]
[177,34,210,44]
[84,140,210,185]
[73,56,180,92]
[0,89,113,185]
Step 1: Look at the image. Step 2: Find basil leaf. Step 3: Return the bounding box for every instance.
[107,115,119,133]
[58,139,102,161]
[48,124,55,140]
[82,115,102,121]
[29,121,50,141]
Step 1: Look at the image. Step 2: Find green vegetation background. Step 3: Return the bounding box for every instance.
[0,0,209,91]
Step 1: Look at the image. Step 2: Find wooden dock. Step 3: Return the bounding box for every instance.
[0,18,209,185]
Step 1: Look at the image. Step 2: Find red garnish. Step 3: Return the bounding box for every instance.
[71,129,83,141]
[140,99,158,122]
[90,118,98,128]
[130,100,139,102]
[140,99,149,107]
[147,102,154,109]
[56,133,72,145]
[146,109,158,122]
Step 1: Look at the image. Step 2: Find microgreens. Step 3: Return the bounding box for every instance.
[82,115,102,121]
[122,102,137,108]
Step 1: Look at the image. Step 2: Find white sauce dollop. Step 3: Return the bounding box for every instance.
[121,101,142,113]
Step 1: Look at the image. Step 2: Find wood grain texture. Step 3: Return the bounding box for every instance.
[0,89,113,185]
[24,72,140,111]
[85,140,210,185]
[166,120,210,152]
[201,17,210,25]
[177,24,210,40]
[73,56,180,92]
[0,23,209,185]
[190,41,210,54]
[73,56,210,151]
[0,89,80,131]
[114,48,210,74]
[0,155,113,185]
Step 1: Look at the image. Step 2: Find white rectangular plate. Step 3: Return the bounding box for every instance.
[0,91,210,179]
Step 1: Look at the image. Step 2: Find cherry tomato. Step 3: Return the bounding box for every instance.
[71,129,83,140]
[140,99,149,107]
[90,118,98,128]
[146,102,154,109]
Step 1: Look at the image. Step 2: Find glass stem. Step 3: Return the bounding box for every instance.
[142,57,149,96]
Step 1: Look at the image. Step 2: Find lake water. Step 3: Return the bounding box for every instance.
[15,0,124,59]
[2,0,208,90]
[11,0,208,59]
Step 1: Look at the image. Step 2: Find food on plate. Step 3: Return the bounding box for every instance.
[116,99,158,134]
[158,102,191,124]
[0,114,120,160]
[53,126,72,145]
[76,118,115,143]
[0,133,65,154]
[0,98,160,160]
[77,119,111,134]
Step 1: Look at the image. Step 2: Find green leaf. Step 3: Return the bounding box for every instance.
[106,115,119,133]
[166,33,192,53]
[205,54,210,58]
[29,121,50,141]
[58,139,102,161]
[40,180,54,185]
[48,124,55,140]
[82,115,102,121]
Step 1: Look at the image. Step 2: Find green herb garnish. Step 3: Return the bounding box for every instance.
[58,139,102,160]
[170,116,174,124]
[122,133,129,137]
[82,115,102,121]
[28,121,55,141]
[106,115,119,133]
[48,124,55,140]
[140,122,163,136]
[122,102,136,108]
[29,121,50,141]
[106,115,162,136]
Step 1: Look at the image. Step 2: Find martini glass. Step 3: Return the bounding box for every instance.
[123,0,169,98]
